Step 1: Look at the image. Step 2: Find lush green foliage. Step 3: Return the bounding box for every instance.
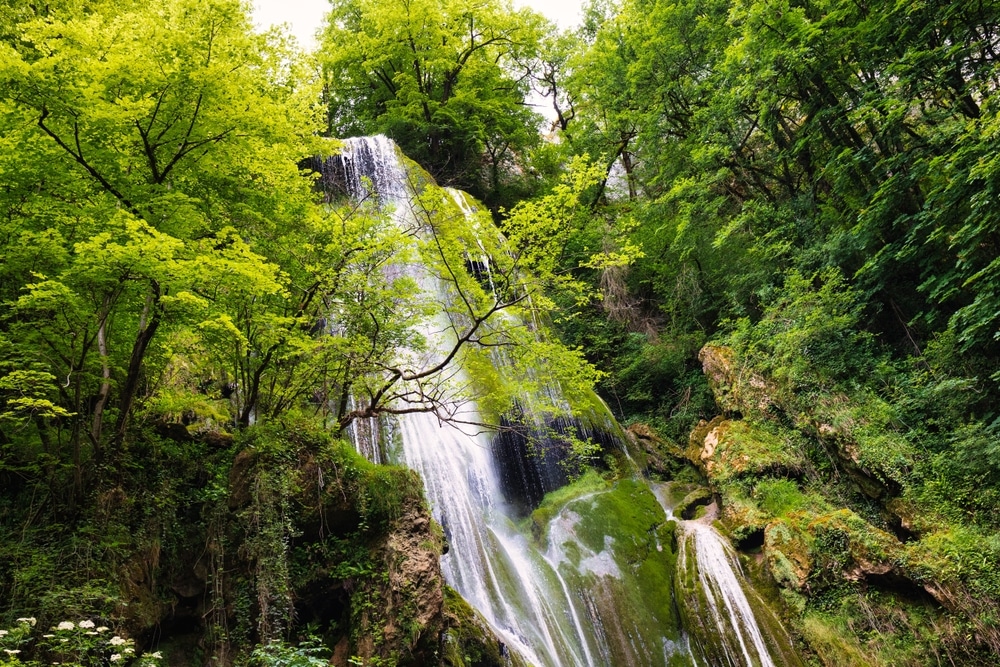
[528,0,1000,663]
[5,0,1000,663]
[0,0,600,663]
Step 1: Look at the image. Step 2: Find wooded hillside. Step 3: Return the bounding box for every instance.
[2,0,999,665]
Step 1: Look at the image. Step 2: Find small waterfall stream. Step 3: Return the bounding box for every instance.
[319,135,801,667]
[680,521,776,667]
[656,484,801,667]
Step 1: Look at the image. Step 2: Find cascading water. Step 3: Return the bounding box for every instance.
[656,484,803,667]
[317,135,802,667]
[322,136,610,666]
[680,521,776,667]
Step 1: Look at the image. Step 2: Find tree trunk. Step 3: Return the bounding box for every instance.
[113,281,163,445]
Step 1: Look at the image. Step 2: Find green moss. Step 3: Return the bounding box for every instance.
[799,612,879,667]
[674,487,713,520]
[718,488,771,540]
[707,420,807,486]
[529,469,608,540]
[238,421,425,532]
[559,479,687,664]
[754,478,808,517]
[441,587,531,667]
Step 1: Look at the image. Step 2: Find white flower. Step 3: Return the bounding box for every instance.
[96,626,109,633]
[56,621,75,631]
[0,630,7,636]
[148,652,162,659]
[3,649,21,655]
[124,647,135,654]
[78,620,95,629]
[85,631,98,636]
[16,617,36,626]
[110,653,122,662]
[109,636,127,646]
[42,634,55,638]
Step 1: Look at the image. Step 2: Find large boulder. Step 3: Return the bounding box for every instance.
[699,344,778,418]
[686,418,806,485]
[762,508,907,594]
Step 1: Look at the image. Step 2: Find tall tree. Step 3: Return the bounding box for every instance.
[319,0,549,209]
[0,0,320,484]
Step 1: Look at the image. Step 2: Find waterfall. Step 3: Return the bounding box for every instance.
[317,135,800,667]
[680,522,776,667]
[321,136,606,666]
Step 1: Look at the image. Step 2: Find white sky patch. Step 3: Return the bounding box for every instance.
[252,0,583,123]
[252,0,329,50]
[515,0,583,28]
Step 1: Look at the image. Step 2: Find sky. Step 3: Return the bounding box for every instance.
[252,0,584,50]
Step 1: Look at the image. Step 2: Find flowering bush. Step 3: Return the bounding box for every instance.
[0,617,163,667]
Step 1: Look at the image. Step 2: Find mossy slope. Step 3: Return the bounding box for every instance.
[686,344,1000,666]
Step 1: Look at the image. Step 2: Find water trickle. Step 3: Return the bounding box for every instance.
[681,521,777,667]
[656,484,797,667]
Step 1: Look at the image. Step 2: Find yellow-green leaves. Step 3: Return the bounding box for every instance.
[0,370,74,424]
[501,156,608,311]
[4,0,319,228]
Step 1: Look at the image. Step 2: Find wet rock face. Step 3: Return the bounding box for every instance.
[159,442,450,667]
[440,588,533,667]
[288,452,446,666]
[352,502,446,665]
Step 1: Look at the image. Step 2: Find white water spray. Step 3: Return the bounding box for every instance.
[656,484,789,667]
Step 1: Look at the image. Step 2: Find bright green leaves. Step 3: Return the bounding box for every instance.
[2,0,319,232]
[501,156,609,310]
[72,214,186,289]
[726,269,872,396]
[0,0,325,470]
[564,0,1000,370]
[0,370,74,425]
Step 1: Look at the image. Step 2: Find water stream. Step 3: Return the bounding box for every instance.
[656,484,801,667]
[320,135,800,667]
[325,136,606,666]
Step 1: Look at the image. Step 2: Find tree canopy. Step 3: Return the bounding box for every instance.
[319,0,553,209]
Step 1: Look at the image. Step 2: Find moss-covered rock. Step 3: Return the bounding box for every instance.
[532,475,692,666]
[440,587,531,667]
[694,336,1000,663]
[688,418,806,485]
[626,422,694,480]
[720,492,772,543]
[699,343,779,418]
[674,487,714,520]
